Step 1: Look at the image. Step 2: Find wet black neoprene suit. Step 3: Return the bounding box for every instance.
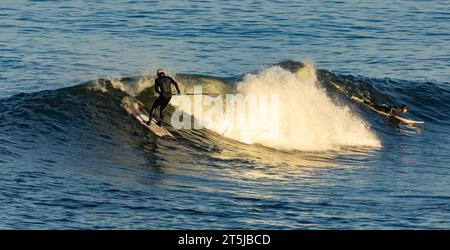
[148,75,181,124]
[373,104,403,116]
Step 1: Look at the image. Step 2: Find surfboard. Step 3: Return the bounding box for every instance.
[392,115,424,124]
[121,96,176,140]
[350,96,424,125]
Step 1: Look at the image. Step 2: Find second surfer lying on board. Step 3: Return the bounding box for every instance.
[146,68,181,126]
[362,95,408,116]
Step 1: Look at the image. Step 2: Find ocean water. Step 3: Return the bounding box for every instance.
[0,0,449,229]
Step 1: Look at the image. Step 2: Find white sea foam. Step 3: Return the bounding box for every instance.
[174,64,381,151]
[89,76,153,97]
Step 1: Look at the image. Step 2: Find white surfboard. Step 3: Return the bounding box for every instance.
[351,96,424,125]
[392,115,424,124]
[121,96,176,140]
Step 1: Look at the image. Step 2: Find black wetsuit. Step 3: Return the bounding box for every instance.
[388,106,404,116]
[372,104,403,116]
[148,75,181,125]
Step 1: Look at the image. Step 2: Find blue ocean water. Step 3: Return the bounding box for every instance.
[0,0,449,229]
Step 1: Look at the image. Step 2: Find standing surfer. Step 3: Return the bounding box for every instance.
[146,68,181,126]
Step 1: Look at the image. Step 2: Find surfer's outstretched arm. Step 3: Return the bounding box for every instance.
[170,77,181,94]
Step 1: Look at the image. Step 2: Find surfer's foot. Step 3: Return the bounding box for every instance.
[156,120,162,126]
[145,119,151,126]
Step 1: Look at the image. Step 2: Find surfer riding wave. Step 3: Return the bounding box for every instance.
[146,68,181,126]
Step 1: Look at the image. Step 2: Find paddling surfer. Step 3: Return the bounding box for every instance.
[362,98,408,116]
[146,68,181,126]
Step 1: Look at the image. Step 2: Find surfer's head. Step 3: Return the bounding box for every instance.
[157,68,165,77]
[401,104,408,113]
